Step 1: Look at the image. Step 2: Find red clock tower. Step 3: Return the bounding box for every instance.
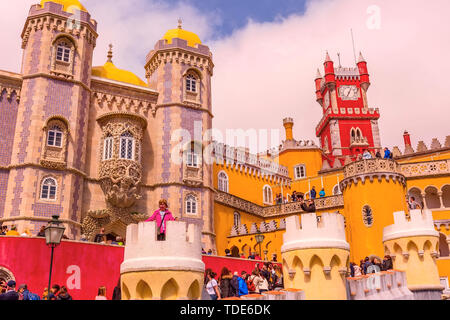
[314,52,381,167]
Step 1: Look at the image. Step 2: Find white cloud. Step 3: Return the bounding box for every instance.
[210,0,450,151]
[1,0,449,152]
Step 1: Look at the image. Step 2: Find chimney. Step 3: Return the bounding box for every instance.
[403,131,411,148]
[283,118,294,141]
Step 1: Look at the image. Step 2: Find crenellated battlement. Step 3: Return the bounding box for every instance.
[281,212,349,253]
[121,221,204,274]
[383,210,439,243]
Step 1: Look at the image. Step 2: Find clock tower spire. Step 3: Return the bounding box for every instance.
[314,52,381,166]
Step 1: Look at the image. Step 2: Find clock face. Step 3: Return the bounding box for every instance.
[338,85,359,101]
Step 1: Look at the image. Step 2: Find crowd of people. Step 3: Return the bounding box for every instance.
[0,279,122,301]
[204,262,284,300]
[349,255,394,277]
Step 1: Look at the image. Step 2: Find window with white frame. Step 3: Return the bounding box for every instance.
[294,164,306,179]
[103,135,114,160]
[218,171,229,192]
[234,211,241,228]
[263,185,273,204]
[119,132,134,160]
[185,194,198,215]
[47,125,63,147]
[186,74,197,93]
[186,142,201,168]
[40,177,57,201]
[56,42,71,63]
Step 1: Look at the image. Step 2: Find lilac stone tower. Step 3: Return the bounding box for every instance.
[2,1,97,237]
[144,21,216,252]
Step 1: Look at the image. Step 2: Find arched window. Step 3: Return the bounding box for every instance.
[234,211,241,228]
[185,194,198,215]
[186,74,197,93]
[103,135,114,160]
[120,132,134,160]
[263,185,273,204]
[333,184,341,195]
[47,125,63,147]
[351,128,356,140]
[362,205,374,227]
[40,177,57,200]
[356,128,362,139]
[218,171,229,192]
[56,41,71,63]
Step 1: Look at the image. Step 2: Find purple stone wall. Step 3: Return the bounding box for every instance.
[32,203,63,218]
[73,89,89,170]
[161,107,172,182]
[0,91,19,166]
[10,168,25,217]
[43,79,74,121]
[17,79,36,163]
[29,30,42,74]
[163,62,173,103]
[0,170,9,218]
[71,175,81,223]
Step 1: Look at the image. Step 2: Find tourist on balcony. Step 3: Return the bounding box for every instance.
[362,149,372,160]
[291,191,298,202]
[382,255,393,271]
[310,186,317,199]
[225,248,232,257]
[94,228,106,243]
[37,226,45,237]
[408,196,422,210]
[230,272,240,297]
[375,149,382,158]
[145,199,178,241]
[383,147,391,159]
[6,225,20,236]
[0,225,7,235]
[319,188,325,198]
[300,199,316,212]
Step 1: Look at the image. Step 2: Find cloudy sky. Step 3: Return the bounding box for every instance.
[1,0,449,152]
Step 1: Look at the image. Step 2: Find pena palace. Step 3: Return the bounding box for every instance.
[0,0,449,300]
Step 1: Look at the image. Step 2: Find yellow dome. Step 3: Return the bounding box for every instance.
[92,62,147,88]
[40,0,87,13]
[163,28,202,47]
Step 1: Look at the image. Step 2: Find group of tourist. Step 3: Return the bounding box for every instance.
[204,262,284,300]
[357,147,393,161]
[0,279,121,300]
[349,255,394,277]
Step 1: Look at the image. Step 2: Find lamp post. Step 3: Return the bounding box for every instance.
[44,215,65,298]
[255,233,265,259]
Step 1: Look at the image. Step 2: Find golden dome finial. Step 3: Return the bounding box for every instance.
[178,18,183,29]
[107,43,113,63]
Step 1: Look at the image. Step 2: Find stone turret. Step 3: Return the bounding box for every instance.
[281,212,349,300]
[120,220,204,300]
[383,209,443,300]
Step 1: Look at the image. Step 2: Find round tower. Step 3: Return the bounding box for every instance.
[3,0,97,237]
[281,212,350,300]
[340,159,408,262]
[143,21,216,252]
[120,220,205,300]
[383,209,443,300]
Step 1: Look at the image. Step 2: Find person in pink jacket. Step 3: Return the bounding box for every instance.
[145,199,177,240]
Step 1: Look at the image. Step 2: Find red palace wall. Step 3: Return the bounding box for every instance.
[0,236,280,300]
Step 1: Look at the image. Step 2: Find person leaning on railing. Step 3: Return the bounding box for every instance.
[300,198,316,213]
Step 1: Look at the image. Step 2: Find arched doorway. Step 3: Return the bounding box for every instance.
[0,266,15,284]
